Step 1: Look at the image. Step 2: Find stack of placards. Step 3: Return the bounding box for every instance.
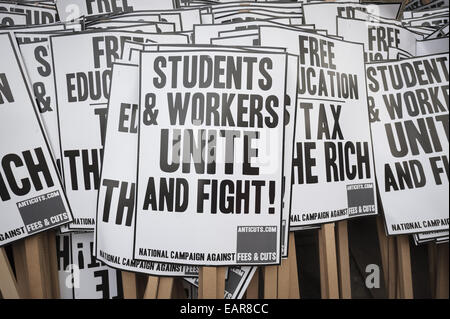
[0,0,448,299]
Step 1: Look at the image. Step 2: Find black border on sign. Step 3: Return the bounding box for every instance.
[232,266,257,300]
[0,32,74,248]
[133,48,288,267]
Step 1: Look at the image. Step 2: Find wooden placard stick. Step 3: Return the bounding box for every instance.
[318,223,340,299]
[12,240,29,298]
[428,243,437,298]
[336,221,351,299]
[276,233,301,299]
[387,235,398,299]
[376,217,389,289]
[13,233,53,299]
[263,266,278,299]
[199,267,226,299]
[246,268,260,299]
[122,272,139,299]
[47,231,61,299]
[288,233,300,299]
[0,247,21,299]
[435,243,449,299]
[143,276,160,299]
[277,258,290,299]
[396,235,413,299]
[43,231,60,299]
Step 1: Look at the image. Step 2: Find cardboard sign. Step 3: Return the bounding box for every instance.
[0,32,72,247]
[96,62,198,277]
[0,11,27,26]
[405,0,449,12]
[56,0,176,22]
[417,37,449,55]
[414,230,449,245]
[366,54,449,235]
[193,19,297,44]
[303,2,402,36]
[51,30,189,231]
[122,41,298,257]
[337,18,423,63]
[402,14,449,29]
[134,49,288,266]
[259,26,378,227]
[56,232,123,299]
[112,8,203,31]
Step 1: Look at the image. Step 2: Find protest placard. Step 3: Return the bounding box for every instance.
[134,49,288,266]
[19,39,62,168]
[259,26,377,227]
[56,0,176,22]
[366,54,449,235]
[96,62,198,277]
[303,1,402,36]
[51,30,188,231]
[337,18,424,62]
[56,232,123,299]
